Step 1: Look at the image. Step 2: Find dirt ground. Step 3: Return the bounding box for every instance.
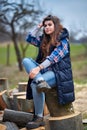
[73,83,87,118]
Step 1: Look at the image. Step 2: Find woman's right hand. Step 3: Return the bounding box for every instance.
[38,23,43,28]
[29,66,40,79]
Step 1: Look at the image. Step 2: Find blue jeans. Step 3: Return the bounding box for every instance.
[22,58,56,117]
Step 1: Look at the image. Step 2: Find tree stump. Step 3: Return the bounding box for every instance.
[18,82,27,92]
[0,78,9,92]
[45,87,83,130]
[45,87,74,117]
[46,112,83,130]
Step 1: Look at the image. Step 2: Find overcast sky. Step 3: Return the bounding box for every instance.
[39,0,87,33]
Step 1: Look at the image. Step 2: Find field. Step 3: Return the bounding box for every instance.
[0,43,87,89]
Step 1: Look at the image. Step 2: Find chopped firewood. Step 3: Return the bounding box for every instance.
[0,123,7,130]
[3,109,33,127]
[0,78,8,92]
[20,126,45,130]
[17,95,34,112]
[18,82,27,92]
[0,90,10,109]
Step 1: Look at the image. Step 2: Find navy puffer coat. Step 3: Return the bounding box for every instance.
[51,28,75,104]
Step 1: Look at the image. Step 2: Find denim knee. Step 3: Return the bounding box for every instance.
[22,57,29,64]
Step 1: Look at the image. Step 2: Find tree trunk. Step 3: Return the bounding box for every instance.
[6,44,10,66]
[11,25,23,71]
[13,37,23,71]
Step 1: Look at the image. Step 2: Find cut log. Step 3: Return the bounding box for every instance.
[20,127,45,130]
[0,123,7,130]
[45,87,74,117]
[3,121,19,130]
[18,82,27,92]
[30,126,45,130]
[0,78,9,91]
[83,119,87,124]
[3,109,34,127]
[8,96,18,110]
[0,111,4,122]
[17,95,49,115]
[45,112,83,130]
[43,103,49,116]
[20,128,27,130]
[13,92,26,96]
[17,95,34,112]
[12,92,26,111]
[0,90,10,109]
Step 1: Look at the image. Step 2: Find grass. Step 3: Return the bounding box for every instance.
[70,44,87,84]
[0,42,87,88]
[0,43,37,65]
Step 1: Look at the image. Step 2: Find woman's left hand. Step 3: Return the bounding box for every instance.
[29,67,40,79]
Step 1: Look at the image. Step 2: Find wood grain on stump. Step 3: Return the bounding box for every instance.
[45,87,74,117]
[46,112,83,130]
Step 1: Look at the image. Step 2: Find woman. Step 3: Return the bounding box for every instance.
[22,15,75,129]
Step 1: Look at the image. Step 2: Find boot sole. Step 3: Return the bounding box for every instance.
[26,122,45,129]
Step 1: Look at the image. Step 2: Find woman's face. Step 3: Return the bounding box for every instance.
[43,20,55,35]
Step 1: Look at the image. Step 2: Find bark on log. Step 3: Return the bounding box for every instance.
[0,90,10,109]
[3,121,19,130]
[0,78,8,91]
[0,111,4,122]
[45,112,83,130]
[3,109,34,127]
[45,87,74,117]
[12,92,26,111]
[17,95,34,113]
[18,82,27,92]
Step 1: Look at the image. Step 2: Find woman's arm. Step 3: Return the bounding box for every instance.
[46,38,69,64]
[37,38,69,70]
[26,23,43,47]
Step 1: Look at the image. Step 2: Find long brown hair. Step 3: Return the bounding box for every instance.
[41,15,63,60]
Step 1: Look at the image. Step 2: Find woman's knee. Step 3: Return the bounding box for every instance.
[22,58,31,66]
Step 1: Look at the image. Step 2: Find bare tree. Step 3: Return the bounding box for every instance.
[0,0,43,71]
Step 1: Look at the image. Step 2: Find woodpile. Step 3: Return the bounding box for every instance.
[0,78,84,130]
[0,78,49,130]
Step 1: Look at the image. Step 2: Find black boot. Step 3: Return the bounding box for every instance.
[26,115,45,129]
[37,80,51,93]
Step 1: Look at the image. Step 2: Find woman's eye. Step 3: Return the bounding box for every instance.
[44,25,47,27]
[48,24,52,26]
[44,23,52,27]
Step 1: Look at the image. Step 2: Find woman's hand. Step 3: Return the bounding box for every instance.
[38,23,43,28]
[29,67,40,79]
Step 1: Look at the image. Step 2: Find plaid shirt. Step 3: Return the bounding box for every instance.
[26,28,69,64]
